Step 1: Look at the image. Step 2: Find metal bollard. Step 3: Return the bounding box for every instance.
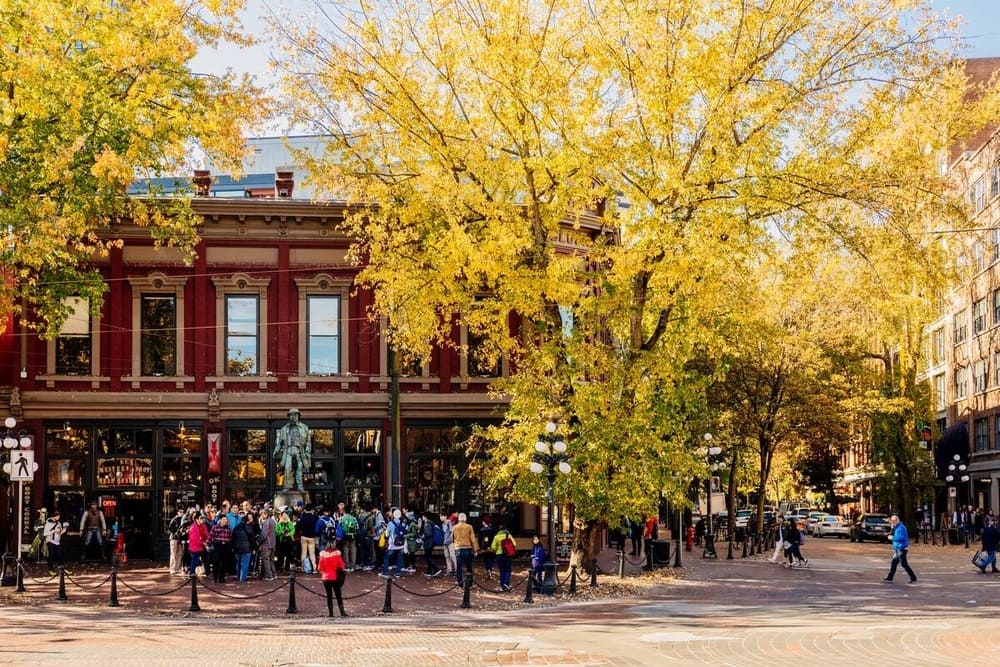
[460,573,471,609]
[382,576,394,613]
[674,538,682,567]
[965,529,970,549]
[523,575,534,604]
[590,558,598,587]
[15,559,25,593]
[57,565,67,601]
[741,537,748,558]
[618,550,625,579]
[109,566,120,607]
[569,565,578,594]
[189,573,201,612]
[286,566,298,614]
[726,538,734,560]
[645,540,653,571]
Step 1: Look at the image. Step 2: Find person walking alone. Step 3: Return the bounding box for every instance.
[883,514,917,584]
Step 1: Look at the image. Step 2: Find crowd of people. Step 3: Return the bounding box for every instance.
[158,500,544,595]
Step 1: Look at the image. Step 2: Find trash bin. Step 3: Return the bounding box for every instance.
[651,539,671,567]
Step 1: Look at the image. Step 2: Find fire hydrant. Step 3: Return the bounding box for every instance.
[685,525,694,552]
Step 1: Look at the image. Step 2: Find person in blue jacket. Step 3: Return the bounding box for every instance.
[883,514,917,583]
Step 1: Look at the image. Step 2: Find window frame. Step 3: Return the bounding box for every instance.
[212,273,271,379]
[224,294,260,376]
[974,298,987,335]
[127,273,187,380]
[294,274,351,378]
[954,310,968,345]
[955,366,968,400]
[47,296,101,378]
[974,359,988,394]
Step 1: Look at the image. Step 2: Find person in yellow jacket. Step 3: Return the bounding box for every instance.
[490,521,516,591]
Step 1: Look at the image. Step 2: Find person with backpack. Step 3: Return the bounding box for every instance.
[452,512,477,587]
[356,505,373,570]
[337,502,359,572]
[421,512,442,577]
[167,507,187,576]
[490,520,517,591]
[379,508,406,578]
[275,510,296,573]
[404,512,419,573]
[316,506,336,552]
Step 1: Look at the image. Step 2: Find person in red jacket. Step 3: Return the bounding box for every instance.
[187,515,210,577]
[317,540,348,617]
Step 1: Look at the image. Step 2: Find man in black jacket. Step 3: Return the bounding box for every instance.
[978,518,1000,573]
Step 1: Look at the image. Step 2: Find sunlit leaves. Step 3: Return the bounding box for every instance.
[0,0,265,332]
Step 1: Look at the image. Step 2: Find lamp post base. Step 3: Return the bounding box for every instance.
[539,561,558,595]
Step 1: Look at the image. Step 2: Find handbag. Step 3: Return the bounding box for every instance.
[972,550,988,568]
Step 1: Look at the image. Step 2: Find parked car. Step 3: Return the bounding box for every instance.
[850,513,891,542]
[735,509,753,529]
[805,511,830,535]
[814,515,850,539]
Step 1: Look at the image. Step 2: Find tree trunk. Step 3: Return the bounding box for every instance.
[570,517,600,573]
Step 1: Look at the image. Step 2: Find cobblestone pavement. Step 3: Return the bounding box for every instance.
[4,538,1000,666]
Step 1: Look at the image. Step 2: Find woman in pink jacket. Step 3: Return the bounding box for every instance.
[317,540,347,617]
[187,515,210,577]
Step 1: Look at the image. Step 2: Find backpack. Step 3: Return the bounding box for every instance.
[432,523,444,547]
[323,519,339,544]
[340,514,359,538]
[500,532,515,557]
[392,520,406,547]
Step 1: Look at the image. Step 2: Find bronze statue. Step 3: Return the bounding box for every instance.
[274,408,311,491]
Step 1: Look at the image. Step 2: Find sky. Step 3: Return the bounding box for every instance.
[192,1,1000,85]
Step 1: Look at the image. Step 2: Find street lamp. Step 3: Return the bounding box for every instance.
[530,421,571,594]
[1,416,35,590]
[704,433,725,559]
[945,454,970,547]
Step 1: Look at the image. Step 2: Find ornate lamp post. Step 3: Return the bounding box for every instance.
[946,454,970,547]
[704,433,725,558]
[1,416,35,590]
[530,421,571,594]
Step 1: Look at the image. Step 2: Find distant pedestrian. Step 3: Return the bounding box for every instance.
[530,535,546,585]
[480,515,497,579]
[782,517,807,567]
[978,518,1000,574]
[452,512,477,586]
[421,512,441,577]
[882,514,917,584]
[258,508,277,580]
[768,514,785,563]
[43,509,67,574]
[490,521,516,591]
[439,511,456,576]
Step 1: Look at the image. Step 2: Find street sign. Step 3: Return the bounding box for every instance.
[8,450,34,481]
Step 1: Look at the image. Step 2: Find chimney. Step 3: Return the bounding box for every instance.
[275,170,294,198]
[192,170,211,197]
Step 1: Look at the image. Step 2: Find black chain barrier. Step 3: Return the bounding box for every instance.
[116,574,194,597]
[197,577,288,600]
[391,579,461,597]
[291,577,390,601]
[64,572,113,590]
[471,572,530,594]
[17,564,58,585]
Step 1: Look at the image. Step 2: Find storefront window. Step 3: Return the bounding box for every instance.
[344,428,382,509]
[46,424,90,488]
[228,428,267,484]
[95,427,154,487]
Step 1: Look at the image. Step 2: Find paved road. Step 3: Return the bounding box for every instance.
[4,538,1000,666]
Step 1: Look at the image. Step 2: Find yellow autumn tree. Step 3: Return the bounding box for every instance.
[274,0,997,550]
[0,0,265,332]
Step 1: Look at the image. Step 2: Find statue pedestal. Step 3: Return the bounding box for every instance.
[274,490,310,512]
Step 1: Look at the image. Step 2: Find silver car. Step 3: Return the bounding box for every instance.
[814,515,850,539]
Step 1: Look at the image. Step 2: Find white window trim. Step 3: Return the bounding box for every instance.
[126,272,188,386]
[293,274,354,387]
[211,273,270,378]
[43,297,103,386]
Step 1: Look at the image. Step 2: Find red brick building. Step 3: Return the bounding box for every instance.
[0,139,603,559]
